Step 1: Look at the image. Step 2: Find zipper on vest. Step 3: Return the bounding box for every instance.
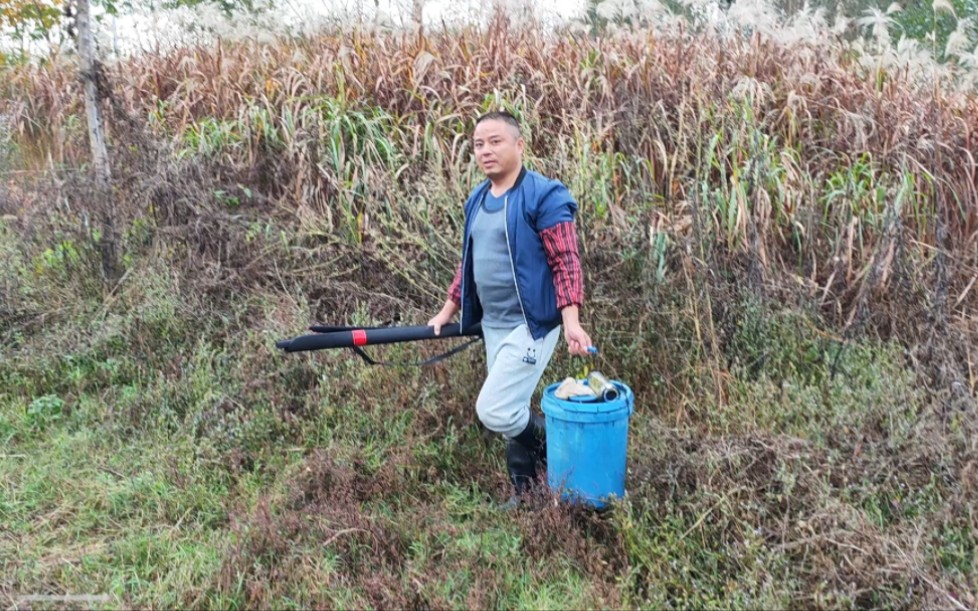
[503,194,530,330]
[460,233,470,331]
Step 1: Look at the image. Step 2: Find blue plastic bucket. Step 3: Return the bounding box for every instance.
[541,379,635,509]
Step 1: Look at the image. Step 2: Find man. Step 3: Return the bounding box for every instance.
[427,111,592,507]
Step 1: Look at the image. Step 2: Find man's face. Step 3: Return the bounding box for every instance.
[473,119,524,180]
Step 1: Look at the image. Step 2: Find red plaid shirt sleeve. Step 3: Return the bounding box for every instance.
[540,220,584,309]
[448,261,462,306]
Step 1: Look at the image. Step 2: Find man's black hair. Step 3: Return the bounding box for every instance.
[475,111,522,135]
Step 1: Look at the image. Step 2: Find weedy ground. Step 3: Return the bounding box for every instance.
[1,11,977,610]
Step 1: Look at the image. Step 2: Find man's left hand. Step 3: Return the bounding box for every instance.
[564,323,593,356]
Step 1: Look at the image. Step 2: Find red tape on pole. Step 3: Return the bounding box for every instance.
[352,329,367,346]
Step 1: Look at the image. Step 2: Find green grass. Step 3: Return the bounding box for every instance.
[0,412,228,608]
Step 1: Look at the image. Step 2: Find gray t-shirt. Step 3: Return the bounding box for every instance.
[471,190,524,329]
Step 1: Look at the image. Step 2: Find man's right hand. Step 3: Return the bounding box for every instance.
[428,299,460,335]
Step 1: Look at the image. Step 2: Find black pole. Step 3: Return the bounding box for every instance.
[276,323,482,353]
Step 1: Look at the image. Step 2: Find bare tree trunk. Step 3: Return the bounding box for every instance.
[75,0,118,281]
[412,0,424,29]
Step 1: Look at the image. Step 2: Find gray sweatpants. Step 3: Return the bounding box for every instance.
[476,323,562,439]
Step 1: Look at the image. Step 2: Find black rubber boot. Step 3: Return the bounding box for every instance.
[507,438,537,495]
[512,412,547,465]
[500,414,547,510]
